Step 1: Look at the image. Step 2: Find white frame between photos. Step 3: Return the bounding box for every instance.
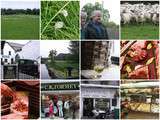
[0,0,160,119]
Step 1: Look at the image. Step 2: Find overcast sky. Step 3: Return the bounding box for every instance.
[1,1,40,9]
[3,41,70,58]
[81,0,120,25]
[40,41,70,58]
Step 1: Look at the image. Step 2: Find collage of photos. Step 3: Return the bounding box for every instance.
[0,0,160,120]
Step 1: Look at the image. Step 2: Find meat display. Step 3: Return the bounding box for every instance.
[121,41,159,79]
[123,88,159,94]
[1,83,28,118]
[121,83,159,120]
[11,100,28,113]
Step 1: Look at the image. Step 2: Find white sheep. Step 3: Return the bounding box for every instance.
[121,3,159,24]
[152,13,159,24]
[121,12,132,24]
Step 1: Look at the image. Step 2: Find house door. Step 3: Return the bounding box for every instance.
[11,58,14,64]
[83,98,94,117]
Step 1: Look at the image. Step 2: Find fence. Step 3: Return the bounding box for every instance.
[2,64,39,80]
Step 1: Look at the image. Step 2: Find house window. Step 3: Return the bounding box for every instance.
[11,58,14,64]
[15,54,20,62]
[112,99,117,106]
[9,51,11,55]
[5,59,8,63]
[1,50,4,55]
[1,58,3,64]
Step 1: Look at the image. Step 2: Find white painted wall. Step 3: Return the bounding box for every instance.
[111,41,120,57]
[1,43,16,64]
[18,41,40,63]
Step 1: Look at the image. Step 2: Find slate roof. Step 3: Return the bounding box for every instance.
[7,42,24,52]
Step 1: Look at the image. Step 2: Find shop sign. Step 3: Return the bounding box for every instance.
[41,82,79,91]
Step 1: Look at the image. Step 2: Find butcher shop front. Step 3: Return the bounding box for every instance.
[121,81,159,119]
[81,81,120,119]
[41,81,79,119]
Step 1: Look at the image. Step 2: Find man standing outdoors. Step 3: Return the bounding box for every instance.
[84,10,109,39]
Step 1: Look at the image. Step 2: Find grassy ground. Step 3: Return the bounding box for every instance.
[48,60,79,78]
[1,15,39,39]
[121,23,159,39]
[41,1,79,40]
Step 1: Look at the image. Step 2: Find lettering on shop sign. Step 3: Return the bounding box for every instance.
[41,82,79,91]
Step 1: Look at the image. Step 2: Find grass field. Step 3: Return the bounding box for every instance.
[121,23,159,39]
[48,60,79,78]
[41,1,79,40]
[1,15,39,39]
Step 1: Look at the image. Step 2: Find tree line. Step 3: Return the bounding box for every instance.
[82,2,119,29]
[48,41,79,63]
[1,8,39,15]
[82,2,110,23]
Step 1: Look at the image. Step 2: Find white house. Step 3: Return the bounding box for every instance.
[17,41,40,64]
[1,41,40,65]
[1,41,24,64]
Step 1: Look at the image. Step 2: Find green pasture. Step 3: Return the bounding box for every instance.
[121,23,159,39]
[1,15,39,39]
[48,60,79,78]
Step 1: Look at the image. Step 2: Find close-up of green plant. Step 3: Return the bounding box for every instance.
[41,1,80,40]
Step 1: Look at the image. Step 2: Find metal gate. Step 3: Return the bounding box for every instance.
[2,63,39,80]
[3,64,18,79]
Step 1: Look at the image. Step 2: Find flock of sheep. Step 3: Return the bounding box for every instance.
[121,3,159,25]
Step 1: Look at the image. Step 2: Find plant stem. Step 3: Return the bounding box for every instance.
[41,1,70,34]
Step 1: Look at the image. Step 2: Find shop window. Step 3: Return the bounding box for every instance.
[83,98,94,117]
[112,99,117,106]
[95,98,110,110]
